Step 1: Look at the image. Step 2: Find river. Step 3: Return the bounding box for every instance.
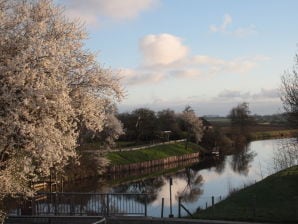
[60,138,292,217]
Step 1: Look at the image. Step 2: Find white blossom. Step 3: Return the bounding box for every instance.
[181,106,204,144]
[0,0,123,208]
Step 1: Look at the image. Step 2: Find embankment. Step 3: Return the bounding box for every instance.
[194,165,298,223]
[107,152,199,181]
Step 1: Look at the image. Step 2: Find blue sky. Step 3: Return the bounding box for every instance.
[57,0,298,116]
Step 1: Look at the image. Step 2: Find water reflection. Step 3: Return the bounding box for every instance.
[26,139,291,218]
[175,168,203,203]
[112,177,165,204]
[230,143,256,175]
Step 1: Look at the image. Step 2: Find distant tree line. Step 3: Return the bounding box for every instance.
[115,103,256,152]
[117,106,204,144]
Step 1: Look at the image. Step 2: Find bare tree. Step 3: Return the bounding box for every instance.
[272,139,298,172]
[281,60,298,128]
[274,54,298,174]
[228,102,254,143]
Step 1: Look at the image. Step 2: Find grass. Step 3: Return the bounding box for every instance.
[107,142,203,165]
[194,165,298,223]
[251,129,298,140]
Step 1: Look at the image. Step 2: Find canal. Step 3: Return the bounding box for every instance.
[59,138,293,217]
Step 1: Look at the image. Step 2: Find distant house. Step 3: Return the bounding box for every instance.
[201,118,213,131]
[160,130,171,141]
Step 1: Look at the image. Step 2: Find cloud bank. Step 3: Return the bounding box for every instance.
[119,88,281,116]
[120,33,269,85]
[60,0,159,26]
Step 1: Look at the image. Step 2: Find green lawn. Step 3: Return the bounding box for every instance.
[107,142,203,165]
[194,165,298,223]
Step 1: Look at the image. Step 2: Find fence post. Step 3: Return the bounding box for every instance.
[178,197,181,218]
[106,194,110,217]
[161,197,164,218]
[54,193,57,215]
[144,194,147,217]
[169,177,174,218]
[212,196,214,216]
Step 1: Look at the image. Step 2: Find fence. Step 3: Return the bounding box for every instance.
[5,216,106,224]
[83,139,187,154]
[10,193,148,217]
[108,152,199,174]
[112,139,187,153]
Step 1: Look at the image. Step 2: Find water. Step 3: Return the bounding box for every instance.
[61,138,291,217]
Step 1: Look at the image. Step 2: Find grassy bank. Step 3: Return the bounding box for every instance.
[194,165,298,223]
[107,142,204,165]
[250,129,298,140]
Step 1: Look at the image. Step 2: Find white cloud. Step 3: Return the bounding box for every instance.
[210,14,257,37]
[210,14,232,33]
[217,89,250,100]
[252,88,279,99]
[120,53,268,85]
[119,68,165,85]
[170,69,202,78]
[140,33,189,66]
[59,0,159,26]
[118,33,269,86]
[216,88,280,102]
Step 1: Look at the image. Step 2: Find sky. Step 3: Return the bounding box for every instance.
[56,0,298,116]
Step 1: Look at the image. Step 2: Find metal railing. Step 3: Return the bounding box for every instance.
[12,192,148,217]
[5,216,106,224]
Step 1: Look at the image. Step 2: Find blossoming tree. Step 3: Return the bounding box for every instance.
[0,0,123,209]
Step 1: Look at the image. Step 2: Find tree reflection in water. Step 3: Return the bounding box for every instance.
[230,142,256,175]
[175,168,203,203]
[214,157,226,174]
[112,177,165,204]
[111,167,205,204]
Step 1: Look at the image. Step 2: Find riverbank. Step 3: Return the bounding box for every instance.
[250,129,298,140]
[107,142,204,165]
[193,165,298,223]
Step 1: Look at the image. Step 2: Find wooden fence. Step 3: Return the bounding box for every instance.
[108,152,199,174]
